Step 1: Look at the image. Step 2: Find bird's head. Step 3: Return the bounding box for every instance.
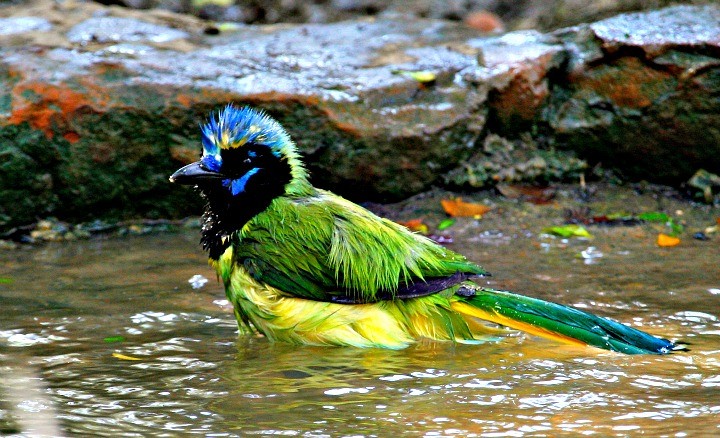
[170,105,307,197]
[170,105,311,258]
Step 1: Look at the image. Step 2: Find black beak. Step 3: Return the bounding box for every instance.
[169,161,224,184]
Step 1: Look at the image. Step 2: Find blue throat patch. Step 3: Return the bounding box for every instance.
[223,168,260,195]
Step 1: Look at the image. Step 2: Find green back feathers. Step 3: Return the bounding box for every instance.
[325,193,478,295]
[233,189,485,302]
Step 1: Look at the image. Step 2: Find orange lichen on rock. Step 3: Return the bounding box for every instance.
[488,54,556,124]
[572,58,674,109]
[176,93,194,108]
[8,82,97,139]
[62,131,81,143]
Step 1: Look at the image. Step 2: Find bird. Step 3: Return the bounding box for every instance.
[170,105,677,354]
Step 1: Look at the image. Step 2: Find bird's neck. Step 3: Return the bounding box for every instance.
[199,188,267,260]
[199,158,311,260]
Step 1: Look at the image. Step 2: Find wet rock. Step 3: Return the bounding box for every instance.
[0,1,717,232]
[687,169,720,204]
[0,17,52,35]
[444,134,587,188]
[29,218,70,242]
[0,1,497,229]
[1,216,188,244]
[140,0,673,32]
[67,17,190,44]
[545,5,720,185]
[465,30,565,129]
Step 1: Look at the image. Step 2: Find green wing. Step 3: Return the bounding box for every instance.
[234,189,485,302]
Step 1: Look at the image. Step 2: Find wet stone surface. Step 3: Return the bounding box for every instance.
[589,4,720,50]
[0,16,52,35]
[544,5,720,184]
[66,16,190,44]
[0,1,718,230]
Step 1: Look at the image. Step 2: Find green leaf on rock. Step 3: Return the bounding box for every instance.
[215,22,243,33]
[192,0,233,7]
[638,212,670,222]
[669,221,684,237]
[392,69,437,84]
[543,224,592,238]
[437,218,455,231]
[638,211,683,237]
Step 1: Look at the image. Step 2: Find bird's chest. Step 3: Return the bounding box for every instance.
[213,253,288,335]
[227,266,279,310]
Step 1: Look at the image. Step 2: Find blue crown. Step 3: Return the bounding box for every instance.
[201,105,286,157]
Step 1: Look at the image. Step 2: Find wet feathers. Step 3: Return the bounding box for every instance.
[171,105,677,354]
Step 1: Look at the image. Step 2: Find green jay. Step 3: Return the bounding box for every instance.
[170,105,677,354]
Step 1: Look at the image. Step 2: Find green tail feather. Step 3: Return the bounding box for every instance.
[461,288,677,354]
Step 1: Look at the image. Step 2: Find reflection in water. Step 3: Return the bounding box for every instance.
[0,230,718,435]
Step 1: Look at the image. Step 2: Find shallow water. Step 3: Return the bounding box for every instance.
[1,212,719,436]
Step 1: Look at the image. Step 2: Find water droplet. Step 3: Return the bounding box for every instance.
[188,274,209,289]
[580,246,603,264]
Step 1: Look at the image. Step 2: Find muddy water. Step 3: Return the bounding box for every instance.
[1,188,719,436]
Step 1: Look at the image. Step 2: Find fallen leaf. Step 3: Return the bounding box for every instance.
[669,221,684,236]
[112,352,142,361]
[437,218,455,230]
[638,211,670,222]
[566,208,649,226]
[657,233,681,247]
[397,218,429,235]
[193,0,234,7]
[543,224,593,238]
[441,198,491,217]
[392,69,437,84]
[639,211,683,236]
[215,22,243,33]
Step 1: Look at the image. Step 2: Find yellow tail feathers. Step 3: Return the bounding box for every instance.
[450,301,588,347]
